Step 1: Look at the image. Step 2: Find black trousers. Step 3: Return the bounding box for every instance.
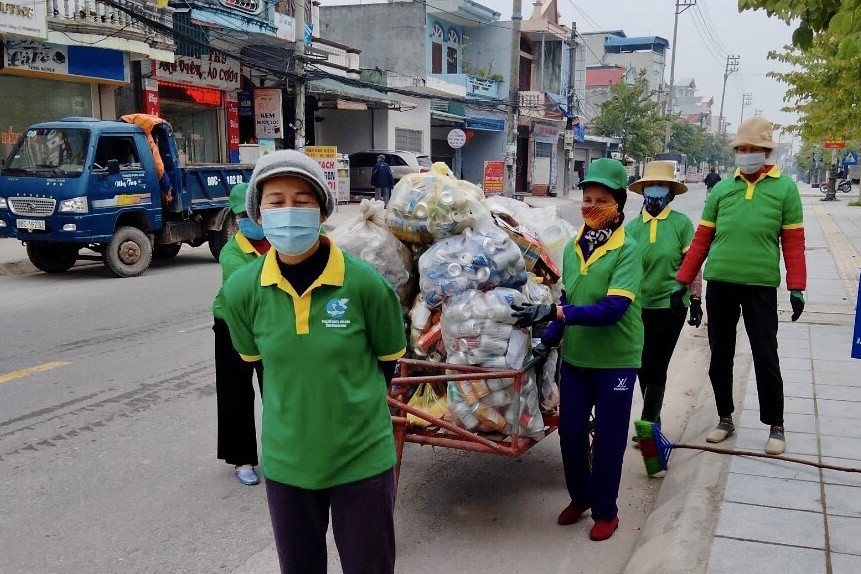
[265,469,396,574]
[214,318,263,466]
[638,307,687,422]
[705,281,784,425]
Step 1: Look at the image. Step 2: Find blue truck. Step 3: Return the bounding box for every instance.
[0,116,252,277]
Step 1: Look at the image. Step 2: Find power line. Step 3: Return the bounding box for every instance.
[686,10,726,66]
[695,2,731,55]
[563,0,603,31]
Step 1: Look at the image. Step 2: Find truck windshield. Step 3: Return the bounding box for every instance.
[2,128,90,178]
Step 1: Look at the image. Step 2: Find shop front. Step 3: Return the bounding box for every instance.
[529,121,564,196]
[146,51,242,164]
[0,41,129,160]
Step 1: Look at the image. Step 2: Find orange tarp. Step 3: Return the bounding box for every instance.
[120,114,166,179]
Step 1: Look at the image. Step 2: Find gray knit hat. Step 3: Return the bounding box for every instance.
[246,150,335,220]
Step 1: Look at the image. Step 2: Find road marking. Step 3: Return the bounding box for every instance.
[0,361,71,385]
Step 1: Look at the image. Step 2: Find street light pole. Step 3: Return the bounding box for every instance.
[504,0,522,197]
[717,55,739,134]
[663,0,697,151]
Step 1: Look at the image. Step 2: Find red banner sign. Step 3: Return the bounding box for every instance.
[142,78,160,117]
[226,93,240,163]
[483,161,505,196]
[824,140,846,149]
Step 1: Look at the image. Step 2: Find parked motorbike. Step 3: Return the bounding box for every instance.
[819,179,852,193]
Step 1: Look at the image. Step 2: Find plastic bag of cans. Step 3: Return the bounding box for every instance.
[386,162,490,244]
[446,373,545,439]
[329,199,414,304]
[408,297,445,361]
[417,226,527,308]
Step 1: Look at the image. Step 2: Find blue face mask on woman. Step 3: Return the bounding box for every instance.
[261,207,321,256]
[643,185,673,215]
[237,217,265,240]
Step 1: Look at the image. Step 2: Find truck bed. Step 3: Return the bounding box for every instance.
[174,164,255,211]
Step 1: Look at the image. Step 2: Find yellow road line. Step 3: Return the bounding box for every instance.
[0,361,71,385]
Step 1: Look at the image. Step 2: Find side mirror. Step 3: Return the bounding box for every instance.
[106,159,120,175]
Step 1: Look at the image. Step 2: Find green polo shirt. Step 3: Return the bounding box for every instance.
[700,166,803,287]
[222,238,407,489]
[212,232,264,320]
[560,226,644,369]
[625,207,695,309]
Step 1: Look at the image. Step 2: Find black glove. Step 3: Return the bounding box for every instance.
[669,283,688,315]
[790,290,805,322]
[688,298,703,328]
[511,303,557,328]
[528,342,552,372]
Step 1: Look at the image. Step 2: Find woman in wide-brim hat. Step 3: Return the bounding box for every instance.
[625,160,701,433]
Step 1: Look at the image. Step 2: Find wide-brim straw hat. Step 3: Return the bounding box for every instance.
[629,160,688,195]
[730,116,776,149]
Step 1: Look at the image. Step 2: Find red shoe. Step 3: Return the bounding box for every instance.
[557,502,590,525]
[589,516,619,541]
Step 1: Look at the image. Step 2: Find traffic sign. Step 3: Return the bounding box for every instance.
[447,128,466,149]
[842,151,858,166]
[824,140,846,149]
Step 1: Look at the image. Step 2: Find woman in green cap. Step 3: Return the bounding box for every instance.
[212,182,271,485]
[512,158,644,541]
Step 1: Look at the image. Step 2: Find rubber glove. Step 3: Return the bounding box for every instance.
[688,298,703,328]
[511,303,557,328]
[669,282,688,315]
[790,290,805,322]
[530,342,552,371]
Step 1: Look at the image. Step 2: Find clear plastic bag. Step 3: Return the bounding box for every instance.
[329,199,414,304]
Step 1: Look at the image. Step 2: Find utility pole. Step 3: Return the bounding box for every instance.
[293,0,307,149]
[754,108,763,117]
[563,21,577,196]
[504,0,522,197]
[717,54,739,134]
[663,0,696,152]
[739,92,752,125]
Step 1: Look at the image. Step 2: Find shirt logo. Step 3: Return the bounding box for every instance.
[614,377,629,391]
[326,298,349,318]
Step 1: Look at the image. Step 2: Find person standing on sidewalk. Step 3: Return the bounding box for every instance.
[626,161,702,431]
[511,158,644,541]
[222,150,406,574]
[673,116,807,456]
[212,182,270,486]
[371,154,395,204]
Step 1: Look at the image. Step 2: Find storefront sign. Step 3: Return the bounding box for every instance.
[274,12,295,42]
[2,41,129,83]
[483,161,505,196]
[226,93,240,163]
[0,0,47,40]
[238,90,254,117]
[447,128,466,149]
[853,270,861,360]
[305,146,339,199]
[142,78,160,116]
[254,89,283,138]
[153,51,241,91]
[532,123,561,143]
[258,138,276,155]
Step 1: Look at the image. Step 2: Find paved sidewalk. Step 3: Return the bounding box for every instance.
[627,196,861,574]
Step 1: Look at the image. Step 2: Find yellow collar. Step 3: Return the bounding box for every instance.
[234,232,261,256]
[260,236,345,296]
[573,225,626,274]
[641,205,671,223]
[733,164,781,181]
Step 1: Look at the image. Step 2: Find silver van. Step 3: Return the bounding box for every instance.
[349,151,432,193]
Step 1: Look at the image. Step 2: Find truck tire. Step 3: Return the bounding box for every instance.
[153,244,182,260]
[104,226,153,278]
[208,212,236,261]
[26,243,78,273]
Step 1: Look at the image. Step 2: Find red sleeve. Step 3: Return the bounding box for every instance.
[781,227,807,290]
[676,223,715,285]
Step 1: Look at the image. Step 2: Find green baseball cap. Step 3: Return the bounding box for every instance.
[579,158,629,191]
[228,182,249,215]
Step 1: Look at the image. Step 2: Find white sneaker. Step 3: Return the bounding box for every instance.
[765,426,786,455]
[706,418,735,443]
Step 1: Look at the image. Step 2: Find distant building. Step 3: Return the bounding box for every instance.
[580,30,668,95]
[583,65,633,122]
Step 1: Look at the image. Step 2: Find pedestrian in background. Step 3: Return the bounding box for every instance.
[511,158,644,542]
[212,182,269,486]
[371,154,395,204]
[626,161,702,433]
[673,116,807,456]
[703,166,721,194]
[223,150,406,574]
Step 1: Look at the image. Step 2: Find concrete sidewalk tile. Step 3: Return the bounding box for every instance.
[778,329,811,342]
[821,435,861,461]
[735,427,819,456]
[808,345,857,361]
[706,538,824,574]
[714,502,825,549]
[832,553,861,574]
[827,515,861,555]
[819,415,861,440]
[729,455,820,483]
[739,409,815,433]
[784,382,815,399]
[783,369,815,384]
[813,359,856,374]
[724,473,822,512]
[817,399,861,420]
[814,371,861,387]
[779,337,811,350]
[814,384,861,402]
[779,346,812,360]
[823,457,861,488]
[780,357,813,372]
[824,484,861,518]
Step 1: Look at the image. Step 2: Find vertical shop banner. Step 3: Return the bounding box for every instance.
[254,89,283,138]
[142,78,160,116]
[238,90,254,117]
[226,93,240,163]
[483,161,505,196]
[0,0,47,40]
[853,270,861,359]
[304,146,339,199]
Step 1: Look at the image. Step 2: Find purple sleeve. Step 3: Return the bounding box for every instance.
[562,295,632,327]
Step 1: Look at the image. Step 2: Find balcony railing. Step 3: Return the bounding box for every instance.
[48,0,175,54]
[434,73,501,99]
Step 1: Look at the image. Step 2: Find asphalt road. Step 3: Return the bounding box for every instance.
[0,183,712,574]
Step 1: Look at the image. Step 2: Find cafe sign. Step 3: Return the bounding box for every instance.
[153,51,241,91]
[0,0,47,40]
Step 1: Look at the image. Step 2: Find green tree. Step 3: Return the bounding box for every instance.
[702,131,734,171]
[591,71,666,162]
[669,121,709,167]
[738,1,854,51]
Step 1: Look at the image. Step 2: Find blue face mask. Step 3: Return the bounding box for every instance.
[261,207,321,256]
[237,217,265,241]
[643,185,672,214]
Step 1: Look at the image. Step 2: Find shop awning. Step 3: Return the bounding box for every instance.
[464,105,506,132]
[545,92,576,119]
[431,100,466,124]
[308,78,396,105]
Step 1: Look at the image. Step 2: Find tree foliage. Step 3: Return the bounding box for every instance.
[591,71,666,162]
[668,122,734,169]
[738,1,854,51]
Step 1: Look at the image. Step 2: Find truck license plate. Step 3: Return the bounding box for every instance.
[16,219,46,231]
